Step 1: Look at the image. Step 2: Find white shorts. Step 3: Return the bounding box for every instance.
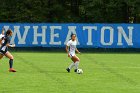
[69,52,76,58]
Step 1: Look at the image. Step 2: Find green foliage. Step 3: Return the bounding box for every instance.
[0,0,140,23]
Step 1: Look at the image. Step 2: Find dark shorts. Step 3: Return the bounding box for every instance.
[0,48,8,55]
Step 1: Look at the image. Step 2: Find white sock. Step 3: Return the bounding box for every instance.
[68,62,75,69]
[75,61,79,69]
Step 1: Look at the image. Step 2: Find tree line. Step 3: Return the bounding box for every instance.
[0,0,140,23]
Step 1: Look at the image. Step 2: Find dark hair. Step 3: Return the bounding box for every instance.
[71,34,76,38]
[6,29,12,36]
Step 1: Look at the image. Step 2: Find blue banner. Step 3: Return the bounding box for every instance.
[0,23,139,48]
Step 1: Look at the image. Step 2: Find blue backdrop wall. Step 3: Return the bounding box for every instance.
[0,23,139,48]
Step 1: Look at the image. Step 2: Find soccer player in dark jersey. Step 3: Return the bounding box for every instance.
[0,29,16,72]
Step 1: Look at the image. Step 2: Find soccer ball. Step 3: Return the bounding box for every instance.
[77,69,83,74]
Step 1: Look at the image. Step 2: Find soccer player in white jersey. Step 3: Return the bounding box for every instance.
[66,34,81,73]
[0,28,5,45]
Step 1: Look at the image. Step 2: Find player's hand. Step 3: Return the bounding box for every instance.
[78,52,81,54]
[11,44,16,47]
[68,54,70,57]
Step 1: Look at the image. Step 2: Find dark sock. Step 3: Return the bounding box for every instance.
[9,59,13,68]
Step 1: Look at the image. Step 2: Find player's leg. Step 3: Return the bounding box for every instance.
[68,61,75,69]
[66,62,75,72]
[0,51,4,59]
[66,53,78,72]
[71,55,80,72]
[5,51,16,72]
[66,54,75,72]
[0,54,4,59]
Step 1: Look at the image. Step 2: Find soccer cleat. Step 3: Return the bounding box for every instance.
[74,69,77,72]
[66,68,70,73]
[9,68,17,72]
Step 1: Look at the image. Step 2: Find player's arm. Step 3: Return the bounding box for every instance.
[6,38,15,47]
[0,37,4,45]
[0,38,2,44]
[66,45,70,57]
[66,45,69,53]
[1,28,5,35]
[76,48,80,54]
[6,43,15,47]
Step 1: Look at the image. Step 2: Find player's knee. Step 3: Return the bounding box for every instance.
[78,59,80,62]
[0,54,2,58]
[0,56,3,59]
[77,58,80,61]
[77,57,80,61]
[10,55,14,60]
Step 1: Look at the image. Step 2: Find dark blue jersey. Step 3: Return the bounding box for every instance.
[0,36,10,54]
[1,36,10,48]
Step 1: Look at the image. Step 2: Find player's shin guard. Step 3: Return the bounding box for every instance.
[75,61,79,70]
[9,59,13,68]
[68,62,75,69]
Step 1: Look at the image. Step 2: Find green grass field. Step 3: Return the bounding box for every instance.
[0,52,140,93]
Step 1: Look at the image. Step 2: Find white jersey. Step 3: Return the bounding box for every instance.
[66,40,77,55]
[0,34,5,45]
[0,34,4,39]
